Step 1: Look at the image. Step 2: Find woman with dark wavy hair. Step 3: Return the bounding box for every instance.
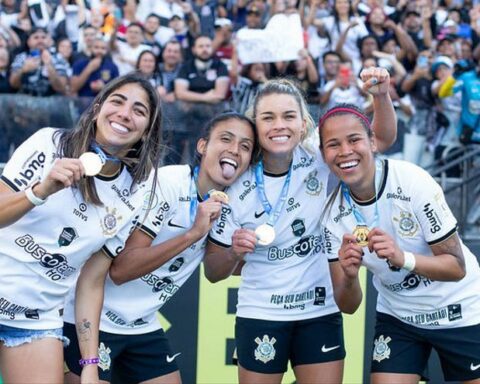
[0,72,162,383]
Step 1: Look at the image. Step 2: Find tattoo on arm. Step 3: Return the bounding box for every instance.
[76,318,92,342]
[431,233,465,270]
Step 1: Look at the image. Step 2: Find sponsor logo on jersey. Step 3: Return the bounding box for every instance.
[0,297,37,320]
[448,304,462,321]
[423,203,443,234]
[141,273,180,305]
[270,289,314,310]
[293,156,314,171]
[13,151,46,188]
[254,210,265,219]
[239,181,257,201]
[267,235,322,261]
[382,273,432,293]
[100,207,122,237]
[333,205,353,223]
[152,201,170,228]
[393,211,418,237]
[291,219,305,237]
[24,309,39,320]
[98,342,112,371]
[254,335,276,363]
[111,184,135,212]
[286,197,300,213]
[167,218,186,229]
[179,195,191,202]
[320,227,333,255]
[143,190,159,210]
[58,227,78,247]
[105,310,147,328]
[169,257,184,272]
[373,335,391,362]
[304,170,323,196]
[73,203,88,222]
[386,187,411,202]
[215,206,232,235]
[15,234,76,280]
[401,305,460,326]
[314,287,326,306]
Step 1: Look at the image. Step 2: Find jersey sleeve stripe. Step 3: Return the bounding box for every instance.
[207,236,231,248]
[0,176,20,192]
[328,257,339,262]
[427,226,457,245]
[102,245,116,259]
[137,224,156,240]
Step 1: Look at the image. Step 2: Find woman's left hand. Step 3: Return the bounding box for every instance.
[367,227,404,268]
[360,67,390,95]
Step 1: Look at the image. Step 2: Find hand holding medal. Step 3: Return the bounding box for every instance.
[79,152,104,176]
[255,223,276,246]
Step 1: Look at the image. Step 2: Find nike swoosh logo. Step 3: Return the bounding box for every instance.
[471,363,480,371]
[254,211,266,219]
[166,352,181,363]
[321,344,340,353]
[167,219,186,229]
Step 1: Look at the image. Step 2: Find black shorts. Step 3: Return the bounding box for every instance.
[235,313,345,374]
[371,312,480,381]
[63,322,179,382]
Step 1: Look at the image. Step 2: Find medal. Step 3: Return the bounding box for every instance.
[79,152,104,176]
[255,223,276,246]
[209,190,229,204]
[353,225,370,247]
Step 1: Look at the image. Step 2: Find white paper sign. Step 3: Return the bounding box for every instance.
[237,14,304,64]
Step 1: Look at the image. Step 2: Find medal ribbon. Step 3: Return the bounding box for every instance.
[341,158,383,229]
[91,142,121,164]
[189,166,212,226]
[254,161,292,228]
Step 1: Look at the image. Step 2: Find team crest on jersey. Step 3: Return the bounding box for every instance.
[291,219,306,237]
[58,227,78,247]
[304,170,323,196]
[100,207,122,236]
[373,335,391,362]
[98,342,111,371]
[254,335,276,363]
[393,211,418,237]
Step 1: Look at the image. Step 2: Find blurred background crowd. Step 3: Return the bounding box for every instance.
[0,0,479,234]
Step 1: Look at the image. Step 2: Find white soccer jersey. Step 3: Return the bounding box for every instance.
[0,128,148,329]
[209,146,339,321]
[323,159,480,329]
[63,165,207,335]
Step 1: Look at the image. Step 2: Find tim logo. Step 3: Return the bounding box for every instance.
[14,151,46,187]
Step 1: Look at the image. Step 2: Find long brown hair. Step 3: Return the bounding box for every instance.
[55,72,162,205]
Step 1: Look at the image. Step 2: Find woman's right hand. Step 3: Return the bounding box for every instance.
[34,158,85,199]
[80,364,99,384]
[231,228,256,260]
[338,233,363,279]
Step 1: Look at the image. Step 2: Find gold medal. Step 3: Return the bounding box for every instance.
[79,152,103,176]
[255,224,276,246]
[209,190,229,204]
[353,225,370,247]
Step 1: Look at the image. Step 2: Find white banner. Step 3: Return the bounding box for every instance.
[236,14,304,65]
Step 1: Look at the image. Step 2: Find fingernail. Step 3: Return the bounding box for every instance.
[371,77,378,85]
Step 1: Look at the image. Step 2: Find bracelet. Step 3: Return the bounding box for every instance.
[79,357,100,367]
[24,181,47,206]
[402,251,416,272]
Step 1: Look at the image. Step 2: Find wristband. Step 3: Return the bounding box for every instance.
[79,357,99,367]
[402,251,416,272]
[25,181,47,206]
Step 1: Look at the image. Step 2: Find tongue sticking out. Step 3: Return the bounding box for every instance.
[221,163,236,179]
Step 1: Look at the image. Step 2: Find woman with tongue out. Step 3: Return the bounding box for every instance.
[204,72,396,384]
[319,104,480,384]
[64,112,256,384]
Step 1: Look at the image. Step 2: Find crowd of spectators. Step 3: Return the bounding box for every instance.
[0,0,479,166]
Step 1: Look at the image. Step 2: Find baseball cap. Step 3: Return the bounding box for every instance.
[431,55,454,76]
[214,18,232,28]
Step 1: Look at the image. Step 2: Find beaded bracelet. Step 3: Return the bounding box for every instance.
[79,357,100,367]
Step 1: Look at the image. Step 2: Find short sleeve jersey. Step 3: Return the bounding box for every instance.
[209,146,339,321]
[175,58,229,94]
[323,159,480,329]
[0,128,148,329]
[63,165,207,334]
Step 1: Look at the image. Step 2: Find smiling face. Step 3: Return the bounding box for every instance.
[321,114,377,198]
[138,52,157,74]
[94,83,151,154]
[197,118,255,189]
[255,93,306,159]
